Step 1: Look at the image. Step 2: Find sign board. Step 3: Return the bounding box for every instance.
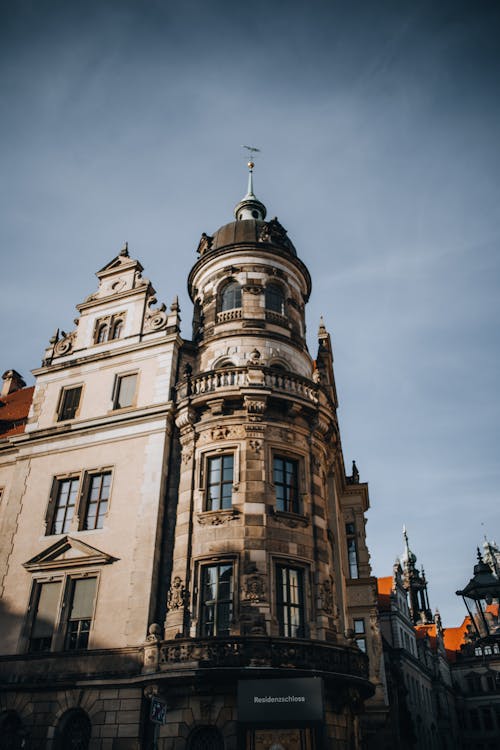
[150,696,167,724]
[238,677,324,724]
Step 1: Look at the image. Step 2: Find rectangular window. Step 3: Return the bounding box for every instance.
[113,373,137,409]
[346,522,359,578]
[57,386,82,421]
[354,618,366,653]
[29,580,62,652]
[83,472,111,530]
[206,455,233,510]
[50,477,80,535]
[200,563,233,637]
[273,456,299,513]
[65,578,97,650]
[276,565,305,638]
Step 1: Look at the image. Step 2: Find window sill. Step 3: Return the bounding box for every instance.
[268,508,309,528]
[196,508,241,526]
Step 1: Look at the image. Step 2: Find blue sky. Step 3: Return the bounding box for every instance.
[1,0,499,625]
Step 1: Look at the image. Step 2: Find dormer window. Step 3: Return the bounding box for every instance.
[94,313,126,344]
[220,281,241,312]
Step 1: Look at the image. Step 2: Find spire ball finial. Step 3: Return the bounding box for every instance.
[248,161,254,170]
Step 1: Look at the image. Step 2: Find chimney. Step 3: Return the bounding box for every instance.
[2,370,26,397]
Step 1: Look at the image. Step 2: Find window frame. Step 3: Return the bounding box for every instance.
[112,372,138,410]
[353,618,367,653]
[94,312,126,344]
[205,453,234,511]
[199,561,234,637]
[219,280,242,312]
[56,385,83,422]
[265,282,285,314]
[47,475,81,536]
[345,521,360,579]
[26,573,98,654]
[273,454,301,514]
[46,468,113,535]
[78,470,113,531]
[276,563,306,638]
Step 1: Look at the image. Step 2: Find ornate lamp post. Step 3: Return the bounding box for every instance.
[456,549,500,639]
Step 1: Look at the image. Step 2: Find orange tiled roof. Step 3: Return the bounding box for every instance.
[442,617,471,661]
[377,576,394,611]
[0,386,34,437]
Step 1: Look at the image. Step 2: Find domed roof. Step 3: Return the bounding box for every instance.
[208,218,297,257]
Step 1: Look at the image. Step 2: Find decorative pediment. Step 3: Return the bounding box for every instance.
[97,244,143,276]
[23,536,118,572]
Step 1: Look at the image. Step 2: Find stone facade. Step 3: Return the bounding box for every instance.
[0,179,385,748]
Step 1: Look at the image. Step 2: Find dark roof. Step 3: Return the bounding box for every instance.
[211,219,297,256]
[0,386,34,437]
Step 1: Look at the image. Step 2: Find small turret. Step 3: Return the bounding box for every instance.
[233,161,267,221]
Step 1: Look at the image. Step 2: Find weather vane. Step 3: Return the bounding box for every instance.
[242,145,261,169]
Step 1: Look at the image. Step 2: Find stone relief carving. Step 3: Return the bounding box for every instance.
[167,577,187,611]
[212,425,230,440]
[144,294,168,331]
[243,574,266,602]
[269,511,309,529]
[197,232,213,256]
[53,331,76,357]
[196,509,241,526]
[249,439,262,453]
[243,284,263,294]
[319,577,334,614]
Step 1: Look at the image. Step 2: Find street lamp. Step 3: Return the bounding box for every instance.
[456,549,500,639]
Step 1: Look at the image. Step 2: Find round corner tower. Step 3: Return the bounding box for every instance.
[154,167,375,749]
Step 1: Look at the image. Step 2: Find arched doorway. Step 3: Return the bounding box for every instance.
[0,712,28,750]
[54,709,91,750]
[187,726,224,750]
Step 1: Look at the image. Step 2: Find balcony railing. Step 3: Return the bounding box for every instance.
[217,309,243,323]
[176,367,319,405]
[157,636,368,679]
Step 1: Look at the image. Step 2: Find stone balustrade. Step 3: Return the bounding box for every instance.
[156,636,368,679]
[176,366,319,405]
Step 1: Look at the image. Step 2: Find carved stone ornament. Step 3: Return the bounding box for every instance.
[212,425,230,440]
[259,218,289,246]
[144,294,168,332]
[197,232,214,256]
[249,439,262,453]
[319,577,334,614]
[269,510,309,529]
[54,331,76,357]
[243,574,266,602]
[196,509,241,526]
[243,284,263,295]
[167,576,187,611]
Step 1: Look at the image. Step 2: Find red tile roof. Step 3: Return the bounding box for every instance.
[0,386,34,437]
[377,576,393,611]
[442,617,471,661]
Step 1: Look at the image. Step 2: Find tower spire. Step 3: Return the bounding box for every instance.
[234,148,267,221]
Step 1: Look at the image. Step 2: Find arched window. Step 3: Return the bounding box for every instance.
[54,709,91,750]
[220,281,241,312]
[111,319,123,340]
[265,283,285,314]
[0,712,26,750]
[96,324,108,343]
[187,726,224,750]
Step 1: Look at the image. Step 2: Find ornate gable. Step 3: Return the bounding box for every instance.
[23,536,118,572]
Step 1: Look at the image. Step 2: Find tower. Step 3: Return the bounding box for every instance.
[401,527,433,625]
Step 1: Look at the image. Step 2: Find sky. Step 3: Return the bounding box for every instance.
[1,0,499,626]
